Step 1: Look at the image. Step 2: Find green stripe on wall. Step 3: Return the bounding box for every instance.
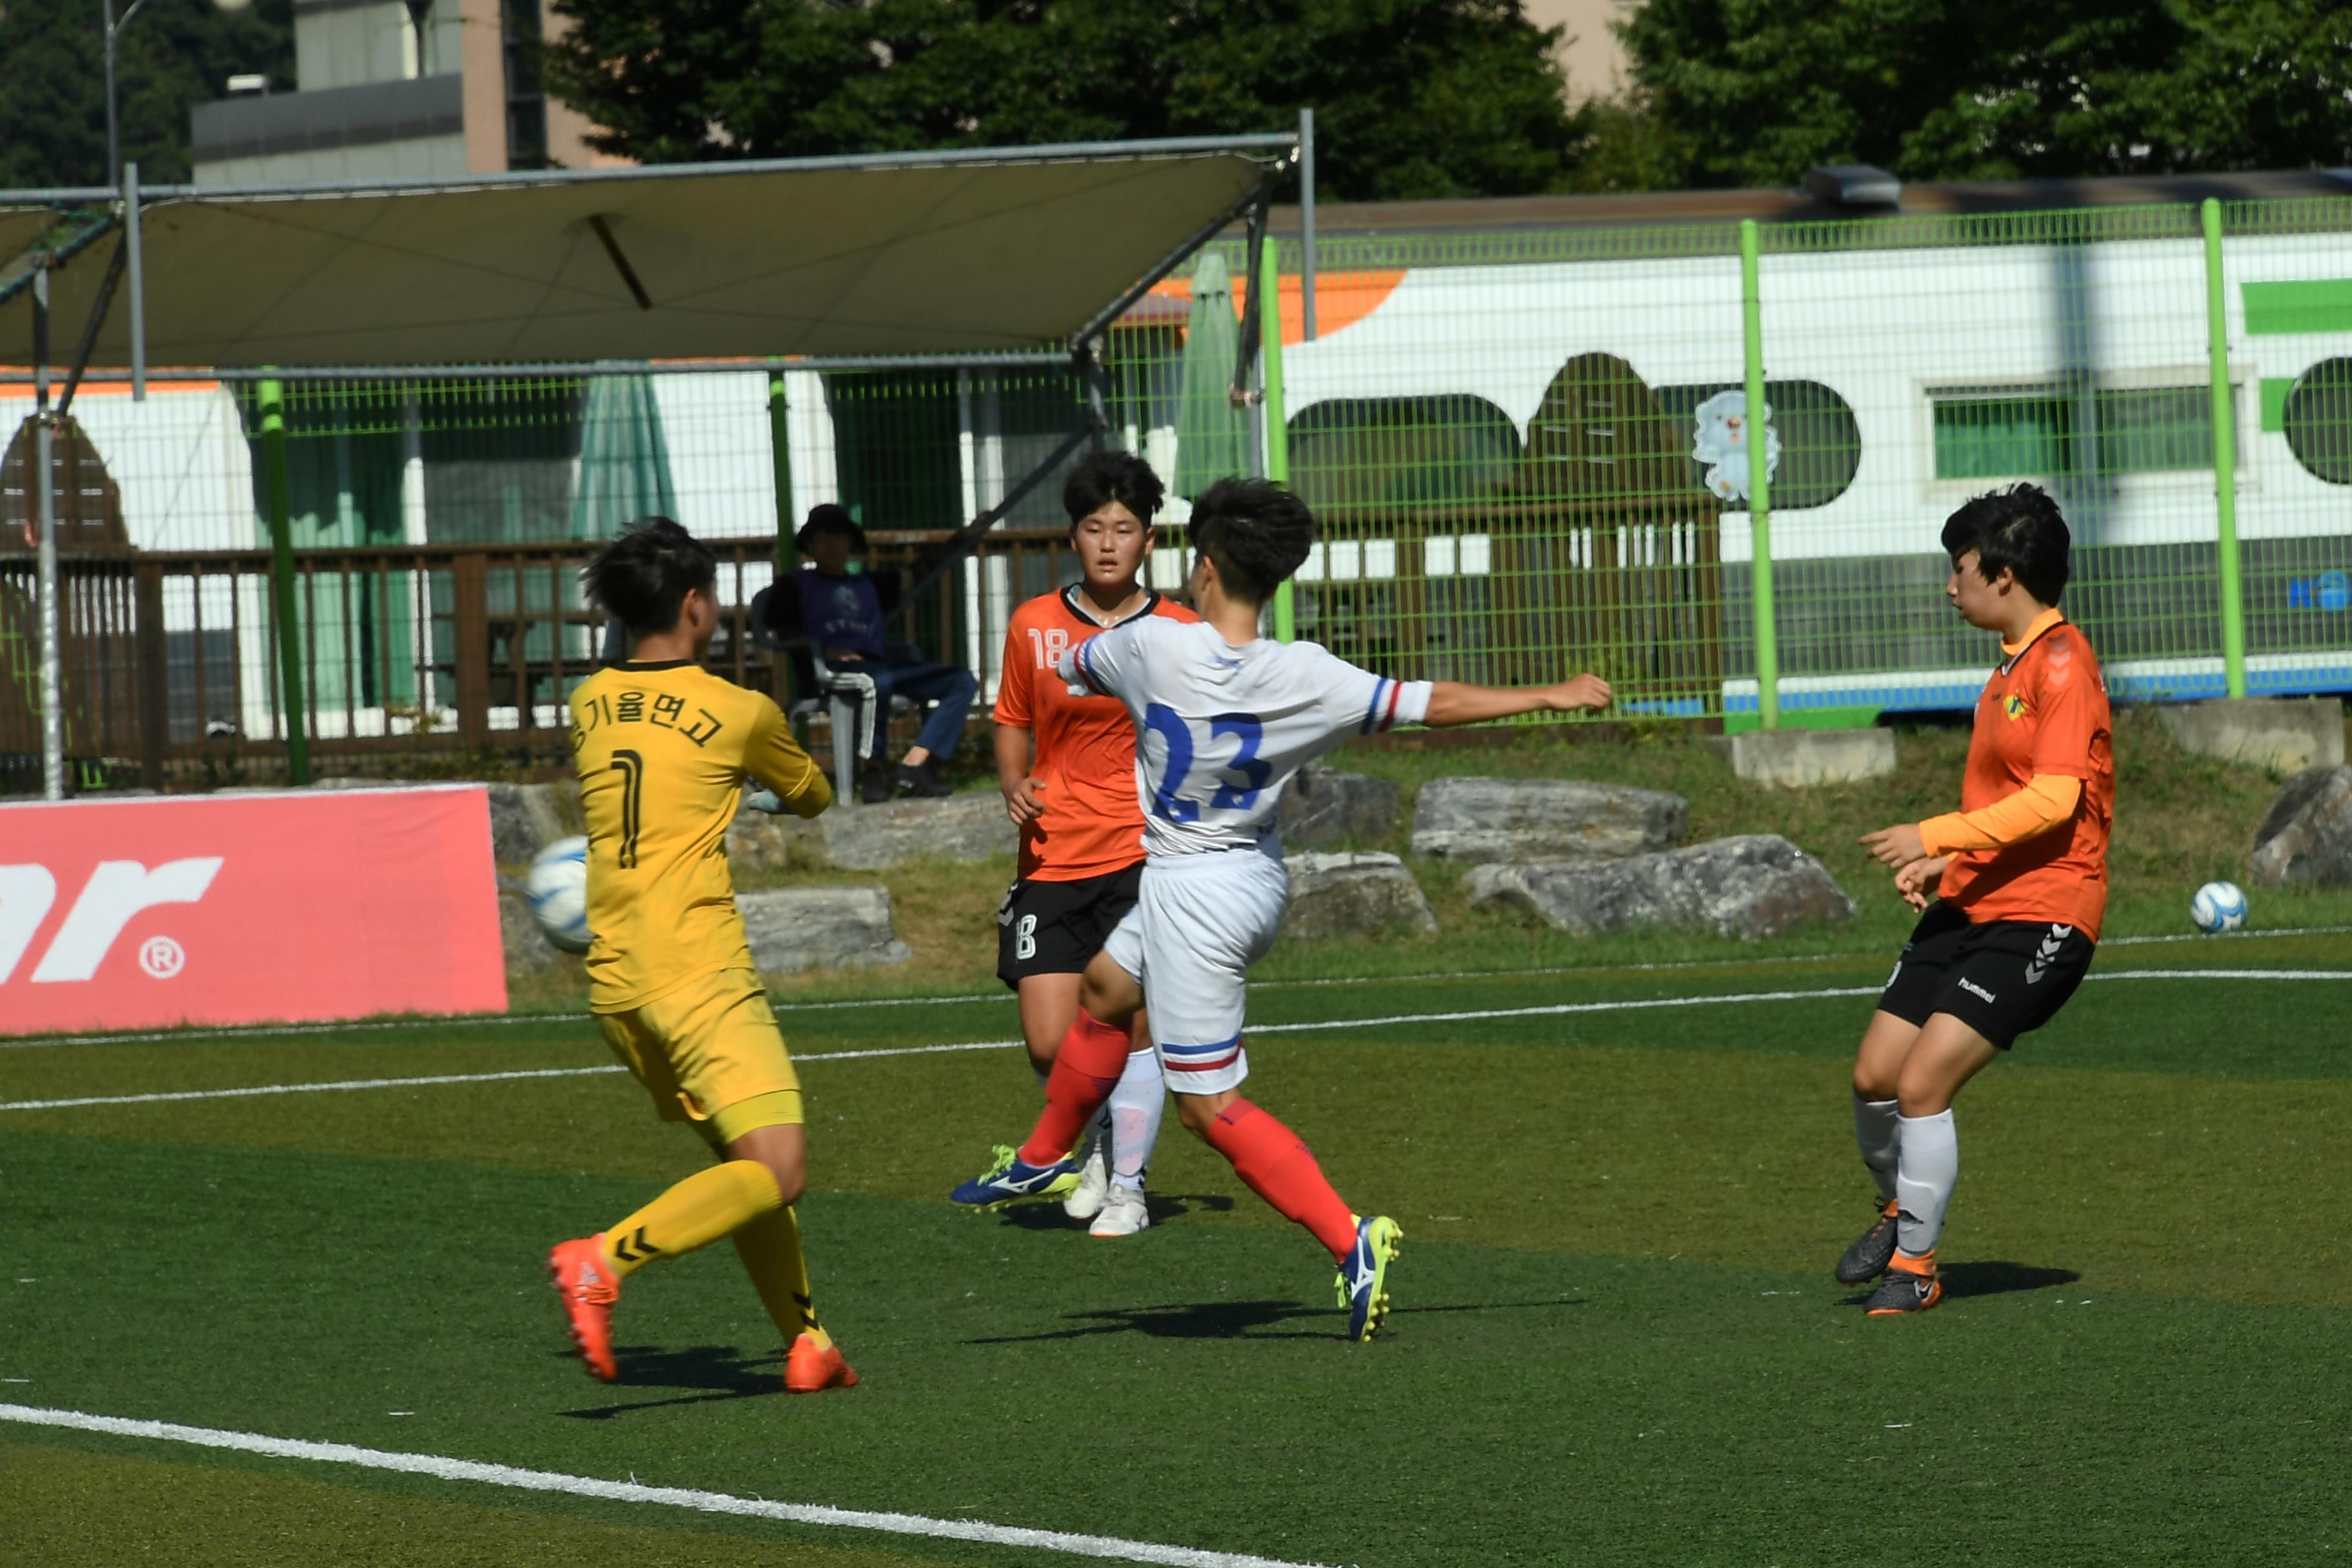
[2243,279,2352,336]
[2262,377,2296,432]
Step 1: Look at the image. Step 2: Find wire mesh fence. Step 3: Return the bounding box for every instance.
[4,193,2349,789]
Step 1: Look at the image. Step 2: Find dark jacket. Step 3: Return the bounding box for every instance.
[765,565,904,662]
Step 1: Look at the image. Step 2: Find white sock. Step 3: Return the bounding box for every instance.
[1894,1109,1959,1258]
[1106,1046,1164,1191]
[1087,1101,1112,1162]
[1853,1092,1901,1203]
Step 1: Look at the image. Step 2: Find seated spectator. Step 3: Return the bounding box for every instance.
[767,504,978,803]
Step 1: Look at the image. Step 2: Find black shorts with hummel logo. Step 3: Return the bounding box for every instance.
[1877,901,2095,1049]
[996,862,1146,989]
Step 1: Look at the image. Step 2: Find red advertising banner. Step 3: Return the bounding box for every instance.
[0,785,507,1035]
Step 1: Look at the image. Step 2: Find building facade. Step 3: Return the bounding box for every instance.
[190,0,619,184]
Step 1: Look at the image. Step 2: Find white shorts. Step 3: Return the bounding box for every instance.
[1099,846,1287,1095]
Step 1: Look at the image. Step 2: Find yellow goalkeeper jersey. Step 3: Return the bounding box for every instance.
[569,660,831,1012]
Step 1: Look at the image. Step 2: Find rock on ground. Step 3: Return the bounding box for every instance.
[496,884,560,974]
[484,782,583,867]
[2250,765,2352,886]
[1411,777,1687,865]
[1280,852,1437,941]
[1278,767,1400,849]
[1466,834,1854,940]
[801,792,1017,870]
[2162,696,2346,776]
[727,803,820,872]
[1730,727,1897,789]
[737,887,914,974]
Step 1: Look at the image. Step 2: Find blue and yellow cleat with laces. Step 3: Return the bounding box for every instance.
[1334,1215,1404,1342]
[950,1144,1081,1209]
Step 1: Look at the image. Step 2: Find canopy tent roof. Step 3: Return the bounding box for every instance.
[1,136,1288,370]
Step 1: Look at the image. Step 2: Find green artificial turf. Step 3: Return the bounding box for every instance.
[5,943,2351,1565]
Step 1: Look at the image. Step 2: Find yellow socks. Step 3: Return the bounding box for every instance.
[595,1162,831,1352]
[732,1204,833,1351]
[600,1160,782,1279]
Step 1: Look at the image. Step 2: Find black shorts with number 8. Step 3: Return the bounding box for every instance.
[995,862,1147,988]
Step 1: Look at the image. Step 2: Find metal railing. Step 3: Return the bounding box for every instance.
[0,532,1087,790]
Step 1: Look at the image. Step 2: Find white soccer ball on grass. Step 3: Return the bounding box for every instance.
[2189,879,2248,934]
[525,836,593,954]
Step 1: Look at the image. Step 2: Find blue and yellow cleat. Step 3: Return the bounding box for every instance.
[1334,1215,1404,1342]
[950,1144,1081,1209]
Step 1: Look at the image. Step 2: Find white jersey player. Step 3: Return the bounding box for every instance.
[952,476,1611,1343]
[1062,620,1424,1087]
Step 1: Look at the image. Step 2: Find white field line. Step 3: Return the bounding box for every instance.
[1235,968,2352,1038]
[18,921,2347,1050]
[5,970,2346,1115]
[0,1403,1331,1568]
[1250,924,2352,990]
[0,1041,1023,1113]
[3,1012,594,1052]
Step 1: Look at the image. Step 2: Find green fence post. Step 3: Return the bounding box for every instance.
[2201,197,2249,701]
[769,364,796,574]
[257,375,309,785]
[1260,235,1297,642]
[1739,219,1780,730]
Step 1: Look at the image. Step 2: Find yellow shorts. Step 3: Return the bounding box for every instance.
[596,967,803,1147]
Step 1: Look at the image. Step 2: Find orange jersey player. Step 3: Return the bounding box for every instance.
[989,450,1197,1238]
[1839,484,2114,1315]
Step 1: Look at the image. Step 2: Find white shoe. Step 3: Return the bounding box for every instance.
[1063,1137,1109,1220]
[1089,1182,1150,1238]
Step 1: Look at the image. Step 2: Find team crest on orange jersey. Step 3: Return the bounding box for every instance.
[2003,693,2030,721]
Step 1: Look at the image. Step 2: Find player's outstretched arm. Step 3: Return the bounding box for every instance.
[1422,674,1612,730]
[745,702,835,818]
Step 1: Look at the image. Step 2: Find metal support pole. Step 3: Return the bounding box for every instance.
[33,260,64,799]
[258,377,311,783]
[2201,197,2248,701]
[1739,219,1780,731]
[1261,235,1297,642]
[1298,108,1318,342]
[124,161,146,402]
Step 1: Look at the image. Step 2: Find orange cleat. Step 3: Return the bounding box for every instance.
[547,1235,620,1381]
[784,1333,858,1394]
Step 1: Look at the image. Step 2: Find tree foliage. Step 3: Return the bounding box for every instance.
[1612,0,2352,188]
[541,0,1589,201]
[0,0,295,188]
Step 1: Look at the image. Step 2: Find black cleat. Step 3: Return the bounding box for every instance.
[894,760,952,798]
[1835,1199,1902,1285]
[1863,1258,1943,1315]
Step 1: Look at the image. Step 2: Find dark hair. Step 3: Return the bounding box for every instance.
[583,516,717,637]
[1941,484,2070,605]
[1062,449,1165,531]
[796,503,867,556]
[1188,477,1317,605]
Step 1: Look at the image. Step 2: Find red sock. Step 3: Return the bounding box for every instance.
[1018,1011,1130,1165]
[1202,1098,1359,1259]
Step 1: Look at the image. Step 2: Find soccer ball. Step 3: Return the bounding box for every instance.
[2190,879,2248,934]
[525,836,593,954]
